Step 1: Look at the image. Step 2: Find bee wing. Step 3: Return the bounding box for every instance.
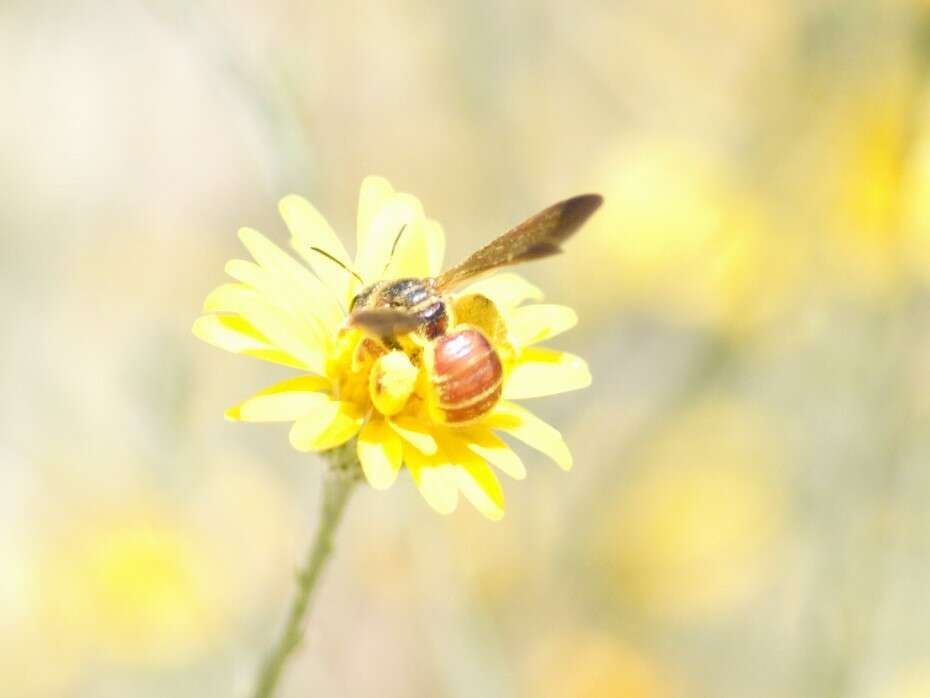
[347,308,422,337]
[435,194,603,291]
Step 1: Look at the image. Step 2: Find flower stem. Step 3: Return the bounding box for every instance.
[250,446,360,698]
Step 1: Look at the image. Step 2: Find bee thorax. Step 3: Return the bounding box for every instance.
[351,278,448,339]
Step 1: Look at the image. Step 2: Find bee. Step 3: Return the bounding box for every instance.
[341,194,602,424]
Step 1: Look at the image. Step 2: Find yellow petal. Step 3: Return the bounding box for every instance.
[204,276,330,363]
[383,217,431,279]
[460,273,543,310]
[236,228,343,333]
[355,192,425,282]
[278,195,355,304]
[191,315,306,369]
[241,301,325,375]
[208,286,326,375]
[486,401,573,471]
[423,219,446,277]
[289,401,364,452]
[224,258,333,343]
[458,428,526,480]
[507,304,578,347]
[441,435,505,520]
[404,442,459,515]
[226,375,332,422]
[388,416,438,455]
[455,457,505,521]
[503,348,592,399]
[202,282,253,313]
[357,176,395,254]
[357,418,403,490]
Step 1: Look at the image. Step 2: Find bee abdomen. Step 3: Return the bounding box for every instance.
[431,329,503,423]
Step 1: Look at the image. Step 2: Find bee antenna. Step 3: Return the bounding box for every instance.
[308,246,364,284]
[383,224,408,276]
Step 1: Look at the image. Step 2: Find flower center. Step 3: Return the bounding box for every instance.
[327,328,423,418]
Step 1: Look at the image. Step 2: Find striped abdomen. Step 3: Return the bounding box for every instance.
[430,329,503,423]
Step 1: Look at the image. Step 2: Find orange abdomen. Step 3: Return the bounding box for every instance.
[430,329,503,424]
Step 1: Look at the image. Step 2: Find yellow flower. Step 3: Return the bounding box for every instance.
[798,77,930,293]
[193,176,590,520]
[589,400,783,621]
[561,141,799,334]
[813,84,913,291]
[35,466,297,678]
[41,504,223,667]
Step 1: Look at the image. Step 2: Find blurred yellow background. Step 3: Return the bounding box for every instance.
[3,1,930,696]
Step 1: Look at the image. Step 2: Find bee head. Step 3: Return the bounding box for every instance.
[349,283,376,312]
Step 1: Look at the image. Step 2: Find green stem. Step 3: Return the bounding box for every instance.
[251,446,360,698]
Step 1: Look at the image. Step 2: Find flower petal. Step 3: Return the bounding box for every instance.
[223,259,332,344]
[455,457,505,521]
[441,436,506,520]
[503,348,592,399]
[458,428,527,480]
[486,401,573,471]
[202,282,252,313]
[205,276,330,363]
[383,218,432,279]
[357,418,403,490]
[289,400,364,452]
[507,304,578,347]
[236,228,343,333]
[226,375,332,422]
[191,315,307,369]
[201,281,326,375]
[355,193,425,282]
[388,416,438,455]
[423,219,445,277]
[278,195,355,304]
[404,442,459,515]
[460,273,543,310]
[357,176,395,254]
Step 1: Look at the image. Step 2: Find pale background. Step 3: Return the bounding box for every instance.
[2,1,930,697]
